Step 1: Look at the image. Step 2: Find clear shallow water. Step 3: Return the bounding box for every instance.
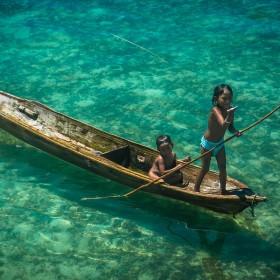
[0,0,279,279]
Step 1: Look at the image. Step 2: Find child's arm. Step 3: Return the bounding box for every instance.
[228,123,242,137]
[148,157,164,182]
[224,106,238,124]
[157,156,167,175]
[158,156,180,175]
[212,106,237,129]
[226,107,242,137]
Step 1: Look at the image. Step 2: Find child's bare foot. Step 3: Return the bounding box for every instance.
[221,189,230,195]
[176,181,189,189]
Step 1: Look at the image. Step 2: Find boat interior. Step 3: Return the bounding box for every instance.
[99,145,153,174]
[99,146,131,168]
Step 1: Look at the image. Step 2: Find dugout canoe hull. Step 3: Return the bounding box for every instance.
[0,90,267,215]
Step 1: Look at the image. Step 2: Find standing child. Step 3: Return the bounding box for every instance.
[148,135,191,186]
[194,84,241,194]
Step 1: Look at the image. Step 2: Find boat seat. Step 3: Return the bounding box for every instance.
[100,146,130,167]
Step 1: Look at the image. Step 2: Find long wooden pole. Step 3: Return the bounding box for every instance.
[81,105,279,201]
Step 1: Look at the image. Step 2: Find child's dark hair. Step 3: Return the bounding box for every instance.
[156,135,173,150]
[212,84,233,106]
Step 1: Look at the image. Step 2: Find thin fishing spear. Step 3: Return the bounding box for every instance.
[111,33,167,63]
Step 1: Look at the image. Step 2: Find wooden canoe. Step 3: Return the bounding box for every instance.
[0,90,267,215]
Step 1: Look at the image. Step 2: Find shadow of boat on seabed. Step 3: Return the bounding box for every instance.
[0,134,273,231]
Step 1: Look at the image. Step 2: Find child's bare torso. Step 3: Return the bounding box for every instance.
[204,107,228,142]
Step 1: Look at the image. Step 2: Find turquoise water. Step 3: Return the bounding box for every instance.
[0,0,279,279]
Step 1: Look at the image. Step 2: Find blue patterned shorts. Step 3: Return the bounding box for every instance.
[200,136,224,157]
